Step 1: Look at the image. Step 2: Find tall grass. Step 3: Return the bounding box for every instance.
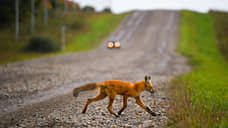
[210,11,228,60]
[168,10,228,128]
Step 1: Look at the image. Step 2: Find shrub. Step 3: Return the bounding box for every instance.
[82,6,95,12]
[102,8,112,13]
[25,36,60,52]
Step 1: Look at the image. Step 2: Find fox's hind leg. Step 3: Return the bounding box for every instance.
[82,88,107,113]
[118,96,128,115]
[107,94,118,117]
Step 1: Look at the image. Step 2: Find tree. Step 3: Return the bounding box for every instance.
[0,0,41,27]
[50,0,58,9]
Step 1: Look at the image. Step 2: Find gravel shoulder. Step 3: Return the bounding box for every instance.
[0,10,190,127]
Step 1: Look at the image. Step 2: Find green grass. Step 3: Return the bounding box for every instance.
[0,11,126,64]
[168,10,228,128]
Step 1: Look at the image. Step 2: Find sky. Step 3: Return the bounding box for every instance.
[73,0,228,14]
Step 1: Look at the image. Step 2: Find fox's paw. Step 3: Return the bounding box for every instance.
[117,111,122,116]
[114,114,119,118]
[146,106,158,116]
[150,111,157,116]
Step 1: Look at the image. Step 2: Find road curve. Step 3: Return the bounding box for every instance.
[0,10,190,127]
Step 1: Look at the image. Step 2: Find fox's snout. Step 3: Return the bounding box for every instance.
[146,87,155,94]
[150,89,155,93]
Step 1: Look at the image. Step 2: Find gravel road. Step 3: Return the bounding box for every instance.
[0,10,190,127]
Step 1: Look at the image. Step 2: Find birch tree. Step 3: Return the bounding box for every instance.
[15,0,19,40]
[31,0,35,33]
[44,0,48,25]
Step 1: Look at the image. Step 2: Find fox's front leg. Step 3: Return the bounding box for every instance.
[134,96,157,116]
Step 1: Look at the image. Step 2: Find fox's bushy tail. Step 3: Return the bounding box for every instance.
[73,83,97,97]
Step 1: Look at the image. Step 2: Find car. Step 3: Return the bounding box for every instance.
[107,40,120,49]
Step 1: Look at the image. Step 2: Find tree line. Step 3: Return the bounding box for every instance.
[0,0,76,27]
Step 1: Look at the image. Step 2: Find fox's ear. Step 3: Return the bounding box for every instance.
[145,75,148,81]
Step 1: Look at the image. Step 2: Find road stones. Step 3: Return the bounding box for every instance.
[142,120,155,128]
[158,101,169,107]
[111,124,118,128]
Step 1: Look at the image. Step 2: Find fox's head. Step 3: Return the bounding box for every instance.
[144,75,155,93]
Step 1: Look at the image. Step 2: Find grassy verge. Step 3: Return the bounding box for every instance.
[0,12,126,64]
[168,10,228,127]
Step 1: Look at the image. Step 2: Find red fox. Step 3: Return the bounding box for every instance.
[72,75,156,117]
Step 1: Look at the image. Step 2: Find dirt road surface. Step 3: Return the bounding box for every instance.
[0,10,190,127]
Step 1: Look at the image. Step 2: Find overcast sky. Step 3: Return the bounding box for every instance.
[74,0,228,13]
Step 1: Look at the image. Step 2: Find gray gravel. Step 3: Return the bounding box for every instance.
[0,10,190,127]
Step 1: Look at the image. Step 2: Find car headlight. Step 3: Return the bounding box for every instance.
[108,42,114,48]
[115,42,120,47]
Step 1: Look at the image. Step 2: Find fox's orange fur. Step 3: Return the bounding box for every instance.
[72,76,156,117]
